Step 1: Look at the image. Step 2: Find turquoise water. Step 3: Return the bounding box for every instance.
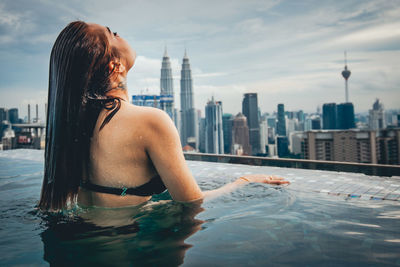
[0,149,400,266]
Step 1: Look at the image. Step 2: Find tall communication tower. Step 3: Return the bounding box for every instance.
[341,51,351,103]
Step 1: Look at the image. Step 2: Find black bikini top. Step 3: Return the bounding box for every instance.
[81,174,167,197]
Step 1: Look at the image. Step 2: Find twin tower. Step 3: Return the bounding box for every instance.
[160,48,197,148]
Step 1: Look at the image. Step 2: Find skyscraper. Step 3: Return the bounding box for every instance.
[231,113,251,155]
[277,136,289,158]
[277,104,286,136]
[222,113,233,154]
[337,103,355,129]
[8,108,18,124]
[300,129,378,163]
[0,108,6,122]
[311,117,321,130]
[205,97,224,154]
[180,51,198,148]
[242,93,260,155]
[198,117,206,153]
[368,99,385,130]
[160,47,175,120]
[322,103,337,129]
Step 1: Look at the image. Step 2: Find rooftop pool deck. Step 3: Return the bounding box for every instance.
[0,149,399,266]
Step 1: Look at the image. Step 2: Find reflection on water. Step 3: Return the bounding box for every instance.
[40,194,204,266]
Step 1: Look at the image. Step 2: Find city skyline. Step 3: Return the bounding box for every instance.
[1,0,400,120]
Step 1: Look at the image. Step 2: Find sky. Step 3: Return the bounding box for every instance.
[0,0,399,121]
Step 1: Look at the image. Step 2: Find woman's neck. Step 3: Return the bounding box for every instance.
[107,76,129,102]
[106,89,129,102]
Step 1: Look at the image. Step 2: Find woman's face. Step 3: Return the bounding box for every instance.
[89,23,136,71]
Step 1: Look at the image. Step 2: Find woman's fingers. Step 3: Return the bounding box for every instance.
[265,177,290,185]
[269,176,285,180]
[242,174,290,185]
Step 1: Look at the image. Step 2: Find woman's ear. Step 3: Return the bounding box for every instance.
[108,60,126,74]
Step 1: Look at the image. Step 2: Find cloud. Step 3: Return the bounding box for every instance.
[1,0,400,120]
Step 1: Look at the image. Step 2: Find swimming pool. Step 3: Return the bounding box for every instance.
[1,149,399,266]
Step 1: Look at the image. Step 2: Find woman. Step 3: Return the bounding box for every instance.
[39,21,289,210]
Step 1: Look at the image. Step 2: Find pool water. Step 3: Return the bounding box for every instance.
[0,149,399,266]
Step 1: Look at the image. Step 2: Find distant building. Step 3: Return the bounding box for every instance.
[222,113,233,154]
[0,108,7,138]
[132,95,161,108]
[231,113,251,155]
[277,104,286,136]
[286,118,297,136]
[296,110,305,122]
[368,99,385,130]
[242,93,260,155]
[290,132,303,155]
[205,98,224,154]
[311,117,321,130]
[174,108,180,133]
[267,116,276,129]
[0,108,6,122]
[160,47,175,120]
[322,103,337,129]
[259,119,268,154]
[198,118,206,153]
[8,108,19,124]
[376,128,400,165]
[337,103,355,129]
[182,144,196,152]
[180,51,198,148]
[277,136,289,158]
[300,130,377,163]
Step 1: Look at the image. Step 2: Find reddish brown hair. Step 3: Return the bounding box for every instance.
[39,21,122,210]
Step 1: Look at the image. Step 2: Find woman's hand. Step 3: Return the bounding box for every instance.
[238,174,290,185]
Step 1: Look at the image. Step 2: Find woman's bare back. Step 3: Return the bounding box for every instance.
[78,101,160,207]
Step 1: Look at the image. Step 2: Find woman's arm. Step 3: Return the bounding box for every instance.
[202,175,289,201]
[144,108,289,202]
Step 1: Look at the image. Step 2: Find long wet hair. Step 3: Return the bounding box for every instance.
[39,21,123,210]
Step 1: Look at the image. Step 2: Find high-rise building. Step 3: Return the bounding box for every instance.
[198,117,206,153]
[0,108,6,122]
[259,119,268,154]
[297,110,305,122]
[205,98,224,154]
[8,108,18,124]
[398,114,400,127]
[160,47,175,120]
[231,113,251,155]
[267,116,276,129]
[277,104,286,136]
[132,95,161,108]
[311,117,321,130]
[174,108,180,134]
[337,103,355,129]
[376,129,400,165]
[180,51,198,148]
[242,93,260,155]
[0,108,8,139]
[277,136,289,158]
[300,130,378,163]
[222,113,233,154]
[322,103,337,129]
[368,99,385,130]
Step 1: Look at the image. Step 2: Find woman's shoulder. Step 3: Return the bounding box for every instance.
[122,102,173,129]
